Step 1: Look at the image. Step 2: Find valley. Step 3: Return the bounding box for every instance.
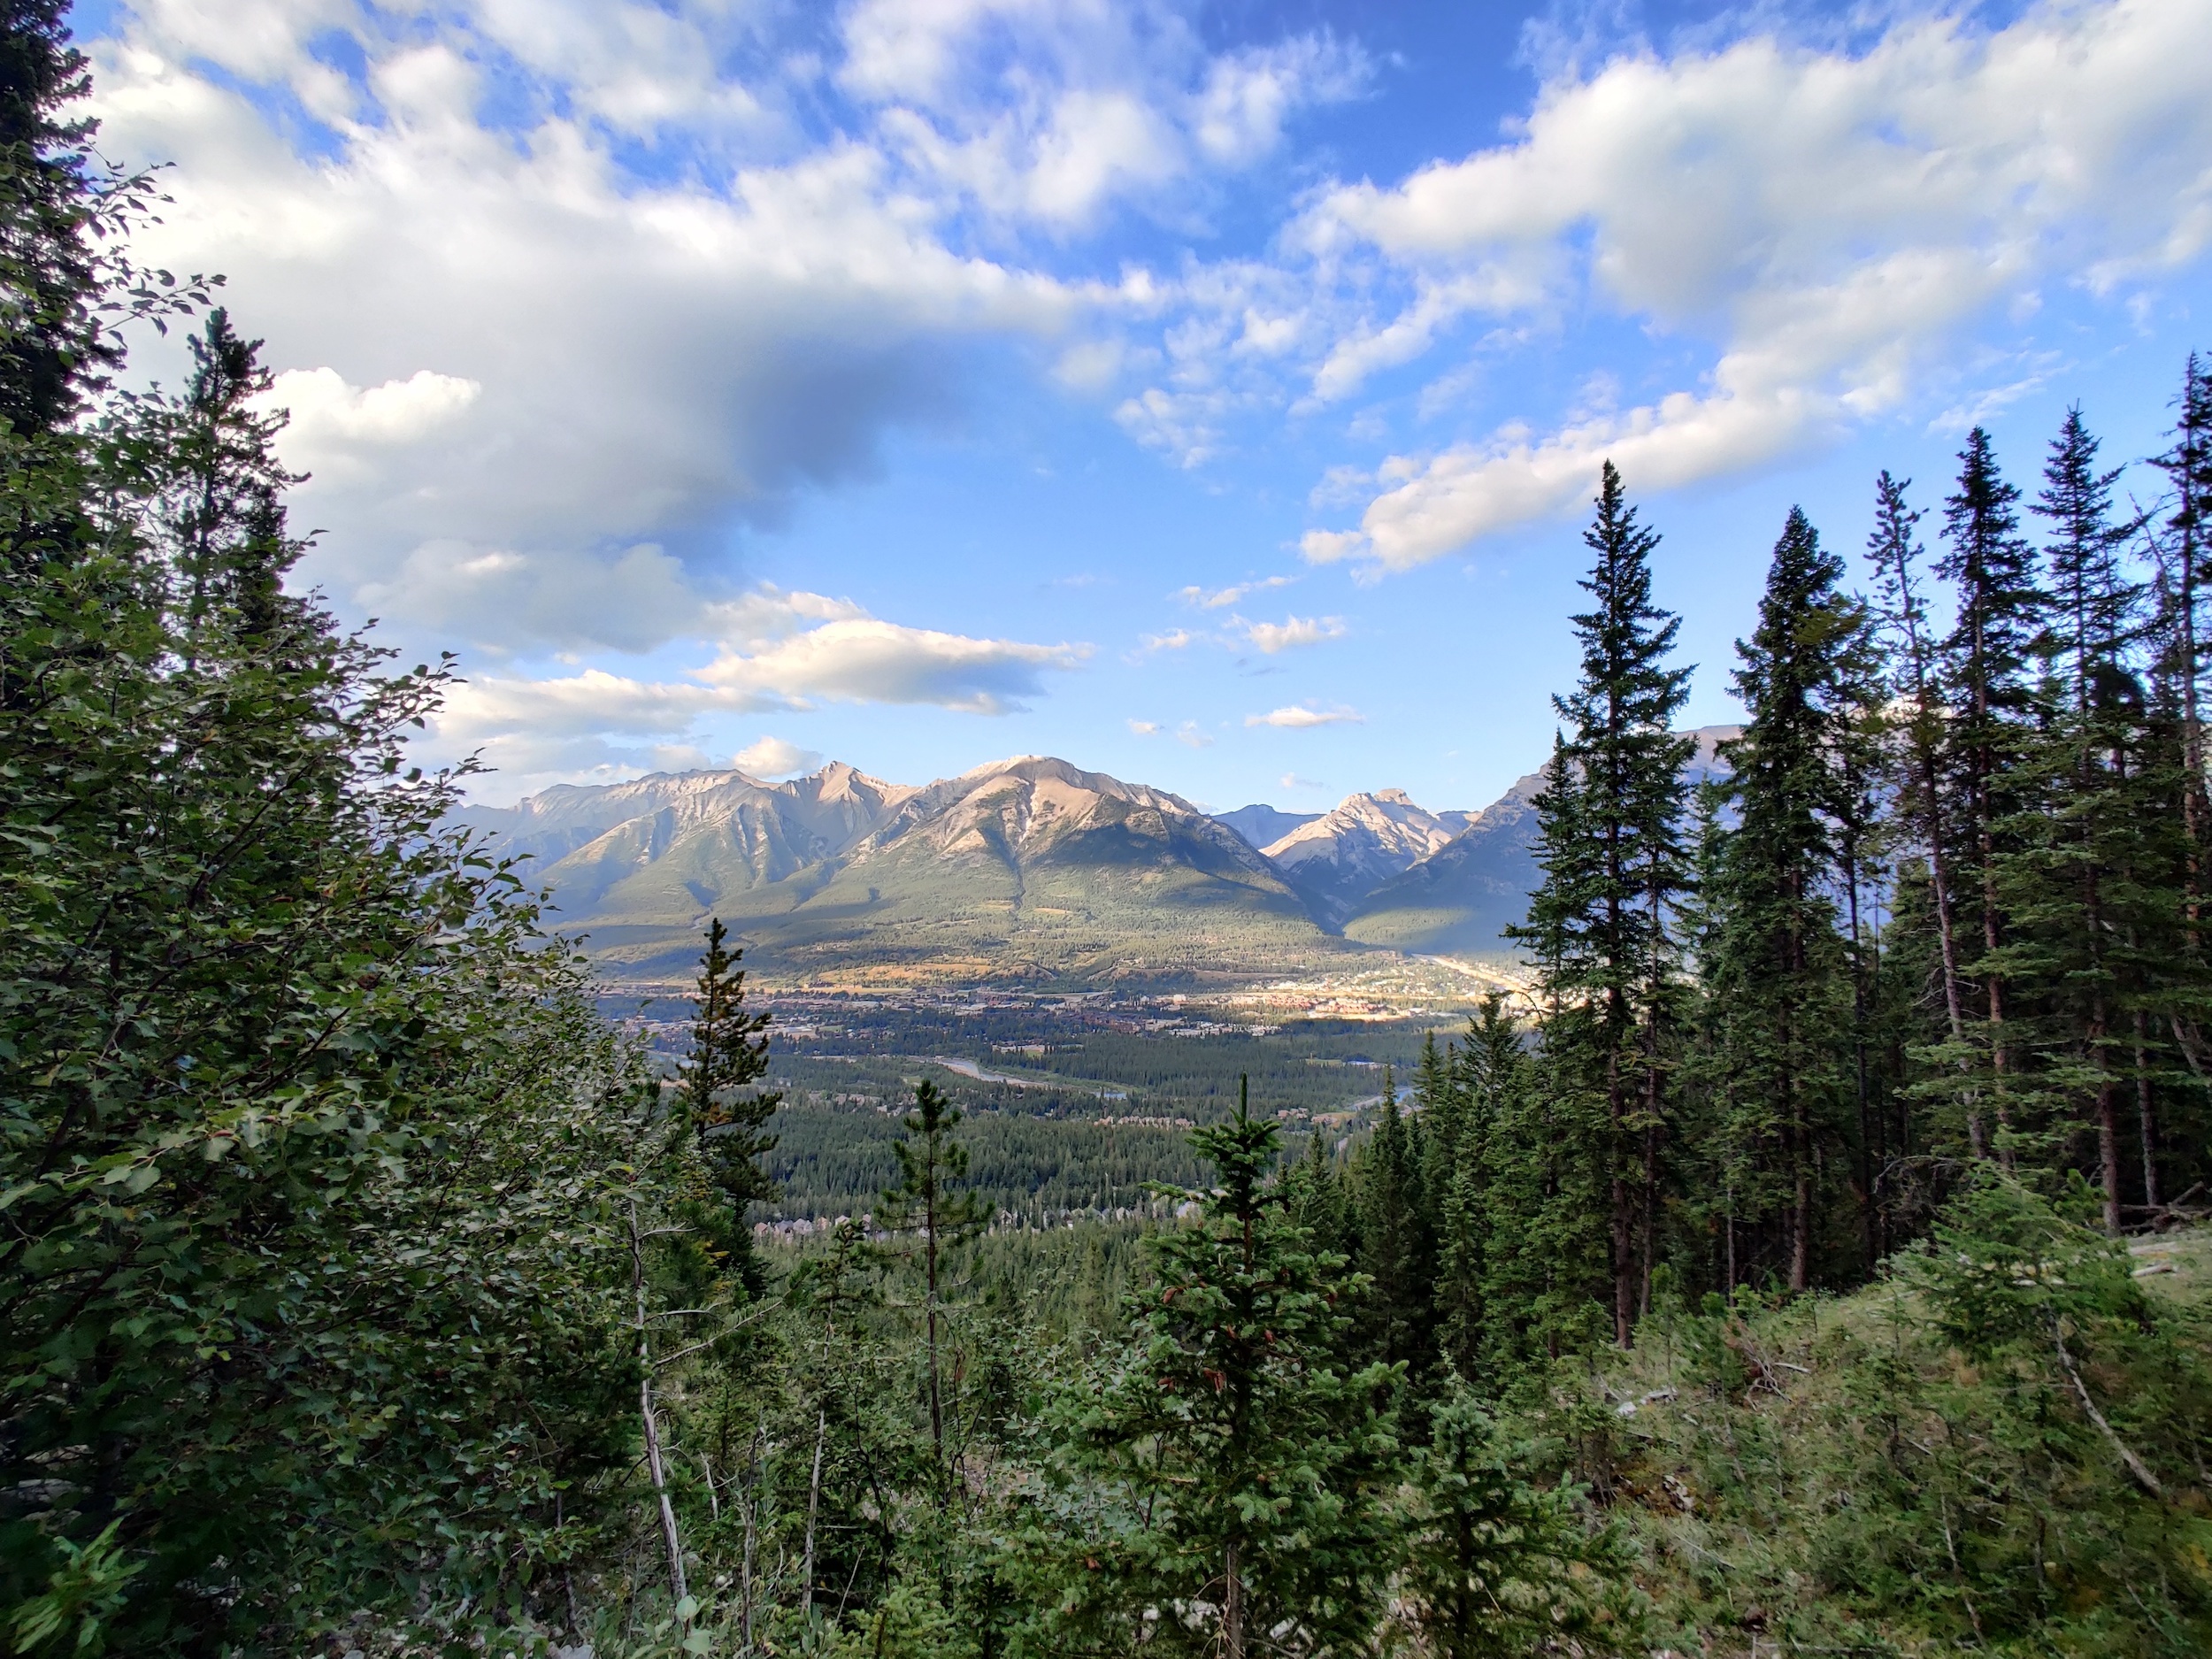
[605,983,1440,1226]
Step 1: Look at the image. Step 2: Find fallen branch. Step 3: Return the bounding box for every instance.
[2052,1323,2163,1501]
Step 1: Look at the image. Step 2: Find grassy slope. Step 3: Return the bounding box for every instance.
[1579,1226,2212,1655]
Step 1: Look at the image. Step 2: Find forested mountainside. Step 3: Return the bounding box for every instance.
[9,7,2212,1657]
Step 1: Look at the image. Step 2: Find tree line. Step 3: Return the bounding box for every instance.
[4,3,2209,1654]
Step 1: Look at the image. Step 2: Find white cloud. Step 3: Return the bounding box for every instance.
[95,1,1373,657]
[1279,772,1325,790]
[844,3,1364,229]
[439,668,732,746]
[1191,37,1367,168]
[1114,384,1238,467]
[1127,718,1163,735]
[92,12,1092,657]
[1135,626,1201,655]
[1176,720,1214,749]
[1238,614,1345,653]
[1175,575,1294,609]
[1295,0,2212,565]
[424,586,1083,792]
[1247,703,1363,728]
[733,735,826,778]
[696,615,1087,715]
[260,366,480,467]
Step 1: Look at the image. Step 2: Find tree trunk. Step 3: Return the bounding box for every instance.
[631,1200,687,1604]
[1222,1536,1244,1659]
[2096,1064,2124,1236]
[2135,1008,2161,1211]
[1845,837,1878,1271]
[1983,818,2015,1168]
[802,1408,825,1617]
[926,1204,944,1466]
[741,1422,762,1652]
[2178,441,2205,947]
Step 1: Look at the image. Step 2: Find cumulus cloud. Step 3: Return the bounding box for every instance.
[91,0,1379,668]
[425,586,1083,791]
[438,669,733,747]
[733,735,825,778]
[697,615,1087,714]
[1246,703,1363,728]
[1127,718,1164,735]
[1238,614,1345,653]
[842,2,1365,229]
[1296,0,2212,566]
[89,6,1118,658]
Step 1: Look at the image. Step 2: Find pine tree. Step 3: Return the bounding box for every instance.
[1832,580,1897,1268]
[0,0,106,437]
[160,309,302,653]
[2007,408,2153,1229]
[2152,355,2212,939]
[685,916,782,1286]
[1940,428,2044,1160]
[1354,1078,1435,1382]
[1435,997,1535,1381]
[1511,461,1694,1344]
[1044,1096,1399,1659]
[1866,471,1985,1158]
[1700,508,1862,1290]
[1399,1381,1627,1659]
[879,1079,987,1477]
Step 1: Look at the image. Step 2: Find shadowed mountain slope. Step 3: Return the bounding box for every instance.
[1341,727,1740,956]
[1260,790,1474,926]
[1214,803,1319,850]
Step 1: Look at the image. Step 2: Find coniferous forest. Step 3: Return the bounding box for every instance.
[4,4,2212,1655]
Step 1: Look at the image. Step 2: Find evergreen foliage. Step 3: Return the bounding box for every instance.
[685,915,783,1289]
[0,162,647,1659]
[1695,508,1867,1290]
[6,10,2212,1654]
[1509,462,1696,1347]
[1036,1090,1401,1659]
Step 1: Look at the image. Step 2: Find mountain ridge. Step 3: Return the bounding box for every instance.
[463,733,1739,985]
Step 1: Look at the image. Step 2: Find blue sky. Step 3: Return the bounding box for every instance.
[86,0,2212,811]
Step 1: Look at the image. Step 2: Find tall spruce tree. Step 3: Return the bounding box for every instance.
[684,916,781,1287]
[160,309,300,653]
[1354,1077,1435,1383]
[1700,507,1861,1290]
[1433,997,1539,1382]
[2008,409,2153,1228]
[2153,355,2212,940]
[879,1079,988,1478]
[1866,471,1986,1158]
[0,0,104,437]
[1511,461,1694,1345]
[1939,428,2044,1160]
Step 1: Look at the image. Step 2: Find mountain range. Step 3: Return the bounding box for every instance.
[463,730,1740,986]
